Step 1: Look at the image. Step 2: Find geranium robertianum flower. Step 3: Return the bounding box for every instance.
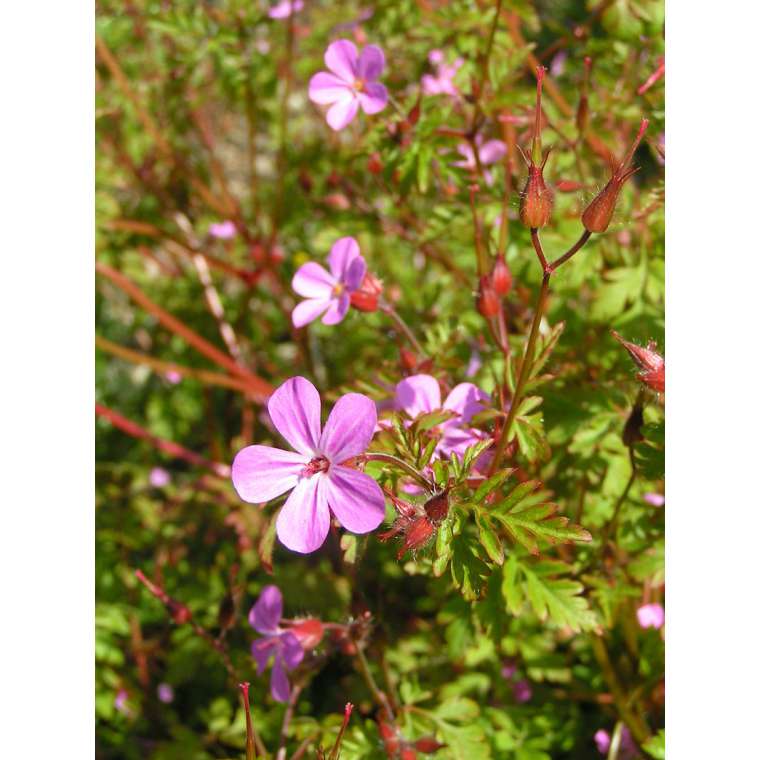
[268,0,303,19]
[231,376,386,553]
[394,374,490,459]
[249,585,304,702]
[452,135,507,185]
[637,602,665,630]
[208,220,236,240]
[291,237,367,328]
[421,49,463,97]
[308,39,388,130]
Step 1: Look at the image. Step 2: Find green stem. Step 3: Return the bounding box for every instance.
[379,301,425,357]
[363,452,436,491]
[354,644,394,721]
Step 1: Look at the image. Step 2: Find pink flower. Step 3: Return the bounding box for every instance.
[149,467,171,488]
[594,730,611,755]
[308,39,388,130]
[637,602,665,630]
[208,220,237,240]
[249,585,305,702]
[644,492,665,507]
[268,0,303,19]
[421,50,464,97]
[291,237,367,328]
[157,683,174,703]
[114,689,130,715]
[164,370,182,384]
[453,135,507,185]
[512,679,532,703]
[231,377,386,553]
[394,374,490,459]
[500,659,517,679]
[595,726,637,758]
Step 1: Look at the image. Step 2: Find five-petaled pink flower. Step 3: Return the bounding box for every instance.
[637,602,665,630]
[309,39,388,130]
[232,376,386,553]
[268,0,303,19]
[453,135,507,185]
[291,237,366,328]
[249,585,304,702]
[395,374,490,459]
[421,49,463,98]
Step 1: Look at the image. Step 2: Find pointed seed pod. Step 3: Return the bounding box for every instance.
[491,253,513,295]
[477,276,500,317]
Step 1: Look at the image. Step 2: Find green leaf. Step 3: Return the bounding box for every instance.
[450,534,491,601]
[473,468,515,503]
[477,518,504,566]
[642,729,666,759]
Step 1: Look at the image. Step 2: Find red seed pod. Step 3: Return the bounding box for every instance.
[367,152,383,175]
[413,736,446,753]
[400,749,418,760]
[423,491,449,524]
[379,720,400,756]
[519,159,554,229]
[289,618,324,649]
[399,517,436,559]
[490,254,512,296]
[582,119,649,233]
[611,330,664,393]
[400,348,418,371]
[350,272,384,313]
[477,276,500,318]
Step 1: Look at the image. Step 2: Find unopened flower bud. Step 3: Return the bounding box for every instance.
[414,737,446,753]
[290,618,324,649]
[400,749,418,760]
[423,491,449,524]
[400,348,418,371]
[611,329,664,393]
[490,254,512,295]
[582,119,649,233]
[477,276,500,317]
[349,271,383,312]
[367,152,383,175]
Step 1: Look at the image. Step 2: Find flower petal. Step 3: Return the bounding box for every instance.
[268,376,322,456]
[293,297,331,328]
[326,95,359,130]
[292,261,336,298]
[478,139,507,165]
[280,631,305,669]
[325,465,386,534]
[395,374,441,418]
[443,383,490,424]
[270,653,291,702]
[249,585,283,635]
[358,82,388,115]
[231,445,307,503]
[344,256,366,291]
[321,293,350,325]
[324,39,358,81]
[308,72,351,105]
[357,45,385,80]
[276,476,331,553]
[251,636,277,674]
[320,392,377,462]
[327,237,361,281]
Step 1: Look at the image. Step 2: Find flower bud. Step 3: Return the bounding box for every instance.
[414,737,446,753]
[400,348,418,371]
[423,491,449,524]
[582,119,649,233]
[367,152,383,175]
[490,254,512,295]
[611,329,664,393]
[350,272,383,312]
[477,276,500,318]
[290,618,324,649]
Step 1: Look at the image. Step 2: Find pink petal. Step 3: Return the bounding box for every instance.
[443,383,490,424]
[276,476,331,553]
[292,261,335,298]
[358,83,388,115]
[268,377,322,456]
[344,256,366,291]
[326,95,359,130]
[325,465,386,534]
[327,237,361,281]
[321,293,350,325]
[324,39,358,82]
[320,392,377,463]
[357,45,385,80]
[308,72,351,105]
[395,374,441,418]
[421,74,441,95]
[231,445,307,503]
[270,653,291,702]
[293,297,331,328]
[428,49,444,65]
[248,585,283,635]
[478,139,507,165]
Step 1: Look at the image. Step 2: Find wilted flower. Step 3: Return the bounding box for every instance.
[249,585,304,702]
[157,683,174,703]
[208,220,236,240]
[308,39,388,130]
[291,237,367,328]
[268,0,303,19]
[452,135,507,185]
[611,330,665,393]
[421,49,463,97]
[637,602,665,630]
[231,376,386,553]
[149,467,171,488]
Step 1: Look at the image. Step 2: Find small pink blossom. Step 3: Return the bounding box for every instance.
[209,220,237,240]
[114,689,130,715]
[291,237,367,328]
[232,377,386,553]
[157,683,174,703]
[595,726,637,758]
[164,370,182,384]
[500,659,517,680]
[594,729,611,755]
[149,467,171,488]
[421,49,464,98]
[453,135,507,185]
[637,602,665,630]
[268,0,303,19]
[512,679,532,703]
[644,492,665,507]
[308,39,388,130]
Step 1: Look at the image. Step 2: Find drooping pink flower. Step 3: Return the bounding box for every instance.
[291,237,367,328]
[421,49,463,97]
[232,377,386,553]
[149,467,171,488]
[268,0,303,19]
[453,135,507,185]
[249,585,304,702]
[637,602,665,630]
[512,679,533,703]
[394,374,490,459]
[157,683,174,703]
[208,220,237,240]
[308,39,388,130]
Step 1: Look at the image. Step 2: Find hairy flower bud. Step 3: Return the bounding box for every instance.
[423,491,449,524]
[290,618,324,649]
[582,119,649,233]
[490,254,512,295]
[611,330,664,393]
[350,272,383,312]
[477,276,500,317]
